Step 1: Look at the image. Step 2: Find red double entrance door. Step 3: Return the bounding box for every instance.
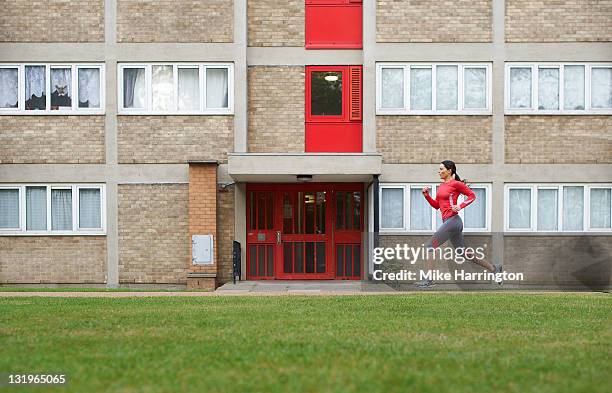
[247,183,363,280]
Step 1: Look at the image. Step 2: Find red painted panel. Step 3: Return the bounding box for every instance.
[305,4,362,49]
[305,122,362,152]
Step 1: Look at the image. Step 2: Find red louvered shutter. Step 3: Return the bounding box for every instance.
[349,66,362,121]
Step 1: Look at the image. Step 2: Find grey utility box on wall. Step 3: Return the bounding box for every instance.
[192,234,214,265]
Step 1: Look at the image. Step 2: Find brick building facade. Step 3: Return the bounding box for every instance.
[0,0,610,289]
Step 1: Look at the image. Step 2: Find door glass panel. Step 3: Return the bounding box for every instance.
[336,245,344,276]
[345,245,353,276]
[305,242,315,273]
[311,71,342,116]
[265,192,273,229]
[266,245,274,277]
[283,193,293,234]
[258,246,265,276]
[294,242,304,273]
[305,192,315,233]
[249,192,255,230]
[249,245,257,276]
[353,192,361,229]
[336,192,345,229]
[297,192,304,234]
[284,242,293,273]
[316,242,326,273]
[354,245,361,277]
[316,192,326,234]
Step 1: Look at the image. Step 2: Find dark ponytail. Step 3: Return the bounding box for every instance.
[441,160,466,183]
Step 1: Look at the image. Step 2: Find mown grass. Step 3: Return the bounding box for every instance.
[0,294,610,393]
[0,287,193,292]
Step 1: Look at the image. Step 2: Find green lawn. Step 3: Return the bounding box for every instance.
[0,294,610,393]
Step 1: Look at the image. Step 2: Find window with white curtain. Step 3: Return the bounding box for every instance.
[118,63,233,114]
[0,188,20,229]
[377,63,491,114]
[381,187,404,229]
[381,184,491,232]
[0,184,105,235]
[0,64,104,114]
[506,63,612,114]
[505,185,611,232]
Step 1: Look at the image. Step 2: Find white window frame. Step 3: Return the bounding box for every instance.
[379,184,407,232]
[504,184,612,232]
[0,184,106,236]
[379,183,491,233]
[505,63,612,115]
[117,63,234,115]
[0,186,23,231]
[0,63,105,115]
[376,63,492,115]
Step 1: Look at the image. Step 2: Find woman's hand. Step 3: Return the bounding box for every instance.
[422,186,430,195]
[451,204,461,212]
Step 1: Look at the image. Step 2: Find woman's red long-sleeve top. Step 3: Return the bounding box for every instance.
[424,180,476,221]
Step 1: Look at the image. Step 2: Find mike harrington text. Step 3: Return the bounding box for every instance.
[372,269,524,282]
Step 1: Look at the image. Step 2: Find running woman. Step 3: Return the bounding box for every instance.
[416,160,502,288]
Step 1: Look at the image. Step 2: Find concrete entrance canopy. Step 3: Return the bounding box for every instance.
[227,153,382,183]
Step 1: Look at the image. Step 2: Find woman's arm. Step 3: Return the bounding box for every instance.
[423,189,439,209]
[456,181,476,209]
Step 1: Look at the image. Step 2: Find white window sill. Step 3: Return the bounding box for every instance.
[0,232,106,236]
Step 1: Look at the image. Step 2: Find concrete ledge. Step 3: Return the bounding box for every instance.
[228,153,382,182]
[187,273,217,278]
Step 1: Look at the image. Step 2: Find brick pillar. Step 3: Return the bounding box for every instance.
[188,162,218,290]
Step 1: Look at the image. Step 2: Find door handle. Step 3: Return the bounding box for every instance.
[276,231,281,244]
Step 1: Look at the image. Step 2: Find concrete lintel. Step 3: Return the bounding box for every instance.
[0,43,107,61]
[380,164,612,183]
[505,43,612,61]
[372,43,495,62]
[113,43,240,61]
[247,47,363,65]
[228,153,382,182]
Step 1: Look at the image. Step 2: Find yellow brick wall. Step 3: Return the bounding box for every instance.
[248,66,305,152]
[505,116,612,163]
[0,237,107,284]
[118,184,189,284]
[506,0,612,42]
[376,116,493,163]
[117,0,233,43]
[376,0,492,43]
[0,116,105,164]
[117,116,233,164]
[248,0,304,46]
[0,0,104,42]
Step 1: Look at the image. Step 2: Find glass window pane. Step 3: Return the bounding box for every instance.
[152,65,173,111]
[464,188,486,229]
[78,68,101,108]
[436,65,458,110]
[381,188,403,229]
[0,68,18,108]
[410,187,431,230]
[538,68,559,110]
[509,189,531,229]
[26,186,47,231]
[51,68,72,110]
[311,71,342,115]
[563,65,585,110]
[178,68,200,111]
[590,188,611,229]
[0,189,20,229]
[79,188,101,229]
[51,189,72,231]
[381,68,404,109]
[123,68,145,109]
[537,189,558,231]
[510,67,532,109]
[464,68,487,109]
[591,67,612,109]
[563,186,584,231]
[25,65,46,110]
[410,67,432,110]
[206,68,229,109]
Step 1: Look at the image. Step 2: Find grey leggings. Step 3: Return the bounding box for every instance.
[425,214,466,250]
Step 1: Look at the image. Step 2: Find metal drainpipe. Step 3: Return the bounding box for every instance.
[372,175,380,278]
